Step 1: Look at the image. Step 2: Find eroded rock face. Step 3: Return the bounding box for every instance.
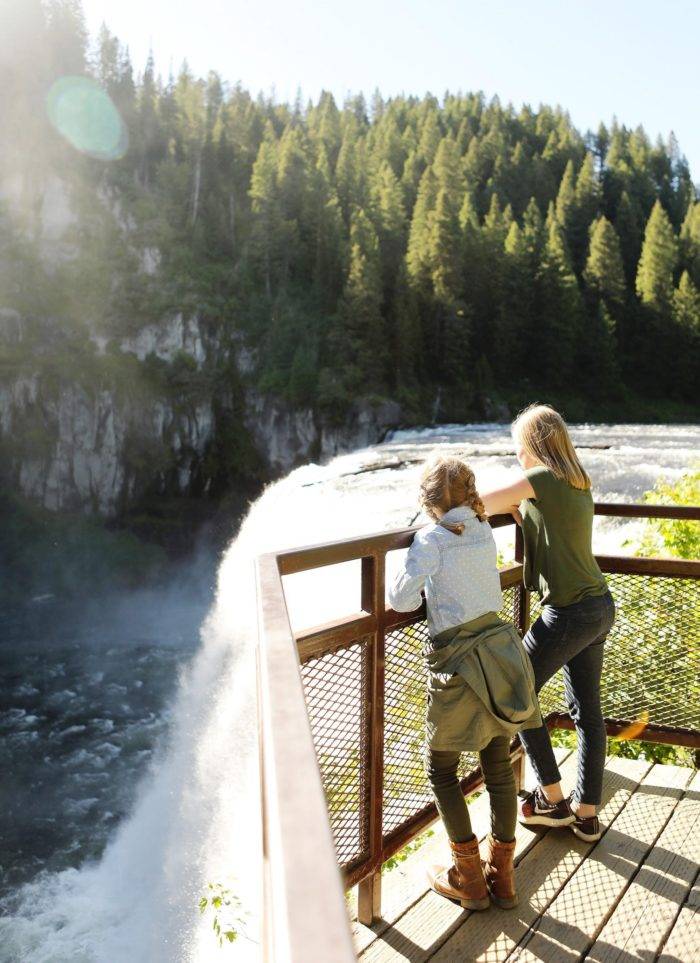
[0,164,404,517]
[118,314,207,368]
[244,393,403,476]
[1,374,217,515]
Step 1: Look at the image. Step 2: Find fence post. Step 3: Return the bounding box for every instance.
[514,524,530,638]
[512,524,530,794]
[357,553,386,926]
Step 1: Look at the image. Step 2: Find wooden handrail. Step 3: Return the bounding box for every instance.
[256,553,356,963]
[256,501,700,957]
[276,504,700,577]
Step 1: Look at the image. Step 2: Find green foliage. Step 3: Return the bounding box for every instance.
[638,469,700,560]
[2,6,700,443]
[382,829,435,872]
[584,217,626,304]
[199,882,246,948]
[635,199,678,309]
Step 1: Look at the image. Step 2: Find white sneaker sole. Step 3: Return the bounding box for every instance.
[571,824,602,842]
[519,812,576,828]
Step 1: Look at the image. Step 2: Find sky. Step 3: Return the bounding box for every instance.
[81,0,700,180]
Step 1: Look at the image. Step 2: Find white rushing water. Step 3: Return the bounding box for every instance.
[1,422,697,962]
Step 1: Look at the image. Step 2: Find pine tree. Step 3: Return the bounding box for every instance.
[614,190,643,284]
[680,200,700,288]
[432,137,462,213]
[45,0,87,75]
[636,200,678,310]
[428,188,462,303]
[406,166,438,290]
[584,217,626,303]
[555,158,577,241]
[249,130,281,296]
[535,204,583,386]
[673,270,700,332]
[326,208,387,398]
[371,162,406,289]
[671,271,700,395]
[570,153,601,272]
[494,221,532,379]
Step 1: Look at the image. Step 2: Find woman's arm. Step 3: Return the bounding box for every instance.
[387,534,440,612]
[480,473,535,518]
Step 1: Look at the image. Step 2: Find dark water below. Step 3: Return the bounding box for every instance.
[0,589,210,905]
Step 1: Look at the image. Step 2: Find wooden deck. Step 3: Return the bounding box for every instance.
[351,750,700,962]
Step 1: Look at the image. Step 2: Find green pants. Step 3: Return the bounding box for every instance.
[424,735,517,843]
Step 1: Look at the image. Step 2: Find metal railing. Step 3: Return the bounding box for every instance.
[255,504,700,961]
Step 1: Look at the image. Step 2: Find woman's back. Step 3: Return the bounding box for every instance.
[521,465,607,607]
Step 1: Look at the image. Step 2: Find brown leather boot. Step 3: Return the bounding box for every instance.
[426,836,490,910]
[483,835,518,908]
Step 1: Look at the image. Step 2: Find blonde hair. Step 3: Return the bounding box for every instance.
[419,456,487,534]
[512,403,591,490]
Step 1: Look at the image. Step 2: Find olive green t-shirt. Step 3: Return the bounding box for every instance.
[521,466,608,607]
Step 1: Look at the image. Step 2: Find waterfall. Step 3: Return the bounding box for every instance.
[1,423,695,962]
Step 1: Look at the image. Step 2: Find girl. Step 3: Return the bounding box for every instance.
[480,404,616,843]
[388,456,542,910]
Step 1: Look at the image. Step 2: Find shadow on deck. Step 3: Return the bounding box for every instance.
[353,752,700,962]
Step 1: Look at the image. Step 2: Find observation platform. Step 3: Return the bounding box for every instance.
[256,503,699,962]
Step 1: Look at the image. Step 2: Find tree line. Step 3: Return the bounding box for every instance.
[3,1,699,423]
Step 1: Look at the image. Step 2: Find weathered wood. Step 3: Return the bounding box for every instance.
[278,514,521,576]
[431,756,652,963]
[358,873,382,930]
[594,503,700,520]
[595,553,700,579]
[256,554,356,963]
[357,554,386,926]
[275,504,699,577]
[296,612,377,661]
[352,750,572,955]
[510,762,694,963]
[548,714,700,750]
[657,877,700,963]
[359,751,585,962]
[296,562,524,662]
[585,770,700,962]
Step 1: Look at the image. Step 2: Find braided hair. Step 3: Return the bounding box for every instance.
[418,456,487,534]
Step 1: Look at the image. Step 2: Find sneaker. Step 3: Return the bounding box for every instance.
[519,786,576,828]
[568,798,603,841]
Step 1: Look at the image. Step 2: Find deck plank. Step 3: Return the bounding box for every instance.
[584,770,700,962]
[352,751,571,954]
[508,762,694,963]
[358,751,584,961]
[657,877,700,963]
[430,756,652,963]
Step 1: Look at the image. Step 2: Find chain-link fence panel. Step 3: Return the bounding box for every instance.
[300,639,370,868]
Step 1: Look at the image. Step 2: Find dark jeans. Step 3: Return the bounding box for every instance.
[425,735,517,843]
[519,590,616,806]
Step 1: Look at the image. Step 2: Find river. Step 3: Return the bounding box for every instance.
[0,422,697,961]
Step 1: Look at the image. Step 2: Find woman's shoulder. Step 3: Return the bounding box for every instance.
[525,465,593,501]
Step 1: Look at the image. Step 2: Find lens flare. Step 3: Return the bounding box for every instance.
[46,76,128,161]
[613,711,649,741]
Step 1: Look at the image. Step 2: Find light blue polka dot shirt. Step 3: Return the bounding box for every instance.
[388,505,503,638]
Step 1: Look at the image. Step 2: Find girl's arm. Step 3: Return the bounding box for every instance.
[480,474,535,519]
[387,534,440,612]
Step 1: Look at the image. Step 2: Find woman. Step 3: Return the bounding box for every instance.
[480,404,615,842]
[388,456,542,909]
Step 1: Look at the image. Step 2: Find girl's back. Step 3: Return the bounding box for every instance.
[388,503,502,638]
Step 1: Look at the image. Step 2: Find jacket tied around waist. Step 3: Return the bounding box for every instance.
[422,612,542,752]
